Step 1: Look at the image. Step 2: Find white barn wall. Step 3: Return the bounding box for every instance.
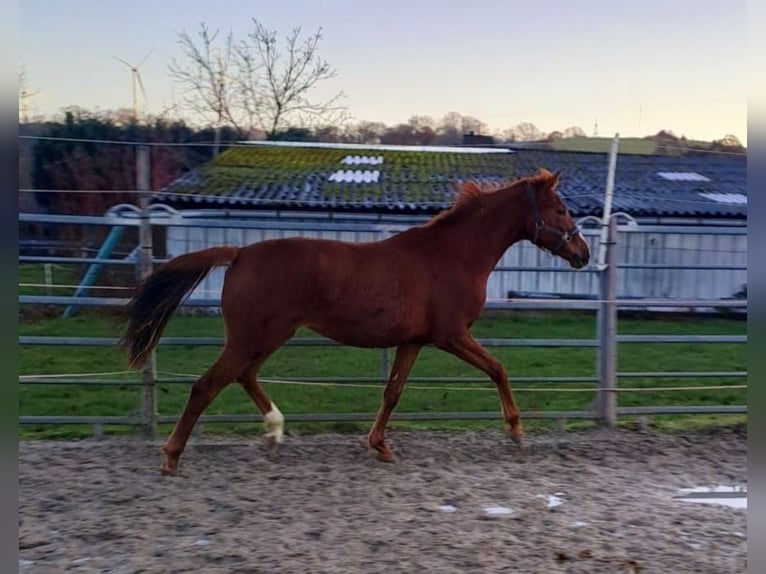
[165,217,747,305]
[166,222,386,302]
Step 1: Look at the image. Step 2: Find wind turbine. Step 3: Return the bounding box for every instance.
[114,50,152,122]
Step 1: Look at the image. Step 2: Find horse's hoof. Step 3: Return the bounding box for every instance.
[510,433,525,450]
[374,446,397,463]
[160,452,180,475]
[367,442,396,463]
[377,452,396,463]
[265,435,281,454]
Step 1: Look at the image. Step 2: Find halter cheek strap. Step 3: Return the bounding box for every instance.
[526,184,581,256]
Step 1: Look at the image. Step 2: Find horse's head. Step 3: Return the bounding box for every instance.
[524,169,590,269]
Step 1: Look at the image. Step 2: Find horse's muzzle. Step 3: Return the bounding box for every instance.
[570,251,590,269]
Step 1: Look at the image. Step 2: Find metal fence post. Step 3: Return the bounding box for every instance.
[378,225,395,384]
[596,216,618,428]
[380,348,390,382]
[136,145,157,436]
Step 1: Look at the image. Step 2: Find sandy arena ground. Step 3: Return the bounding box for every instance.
[19,424,747,573]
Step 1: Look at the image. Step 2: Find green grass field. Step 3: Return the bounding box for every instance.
[19,263,77,296]
[19,305,747,439]
[550,137,659,155]
[547,136,724,155]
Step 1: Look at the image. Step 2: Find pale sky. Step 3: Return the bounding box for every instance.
[19,0,747,143]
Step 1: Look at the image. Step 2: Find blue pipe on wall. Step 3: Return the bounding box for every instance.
[63,226,125,318]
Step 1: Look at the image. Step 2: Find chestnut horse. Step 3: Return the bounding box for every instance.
[121,168,590,475]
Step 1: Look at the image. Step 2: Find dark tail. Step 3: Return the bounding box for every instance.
[120,246,239,370]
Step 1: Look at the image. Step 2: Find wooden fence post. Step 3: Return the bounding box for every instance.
[136,145,157,436]
[596,216,618,428]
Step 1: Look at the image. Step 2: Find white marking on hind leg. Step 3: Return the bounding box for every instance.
[263,401,284,444]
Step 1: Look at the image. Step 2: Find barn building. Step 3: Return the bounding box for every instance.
[148,141,747,305]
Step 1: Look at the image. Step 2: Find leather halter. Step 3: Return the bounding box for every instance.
[526,184,581,256]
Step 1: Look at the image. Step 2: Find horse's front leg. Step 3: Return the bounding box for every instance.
[367,343,423,462]
[436,332,524,448]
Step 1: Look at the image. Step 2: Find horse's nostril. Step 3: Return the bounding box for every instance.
[573,252,589,268]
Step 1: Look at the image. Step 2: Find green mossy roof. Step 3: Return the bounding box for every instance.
[158,143,515,212]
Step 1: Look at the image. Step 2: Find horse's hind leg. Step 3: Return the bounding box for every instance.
[238,365,284,451]
[161,348,249,475]
[234,322,297,450]
[367,343,423,462]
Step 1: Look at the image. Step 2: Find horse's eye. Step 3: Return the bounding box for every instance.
[556,207,566,215]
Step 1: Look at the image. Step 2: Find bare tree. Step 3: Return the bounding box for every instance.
[506,122,545,142]
[168,24,242,132]
[717,134,744,148]
[342,121,388,144]
[434,111,466,145]
[433,112,488,145]
[168,19,348,139]
[460,115,487,137]
[563,126,586,138]
[407,115,436,131]
[239,20,348,137]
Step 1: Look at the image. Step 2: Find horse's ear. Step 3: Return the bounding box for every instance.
[536,168,561,192]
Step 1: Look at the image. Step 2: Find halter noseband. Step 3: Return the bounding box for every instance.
[526,184,581,256]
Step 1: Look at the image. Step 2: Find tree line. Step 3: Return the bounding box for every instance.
[20,107,744,217]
